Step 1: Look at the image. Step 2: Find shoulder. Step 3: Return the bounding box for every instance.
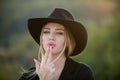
[19,67,39,80]
[76,63,94,80]
[67,58,92,70]
[66,58,94,80]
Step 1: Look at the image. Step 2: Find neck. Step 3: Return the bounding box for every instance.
[48,53,66,64]
[55,54,66,66]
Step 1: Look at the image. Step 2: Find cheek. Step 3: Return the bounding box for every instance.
[57,36,65,47]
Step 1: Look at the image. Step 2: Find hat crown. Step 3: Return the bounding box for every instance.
[48,8,74,21]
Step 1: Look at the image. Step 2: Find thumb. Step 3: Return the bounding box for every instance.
[34,58,40,73]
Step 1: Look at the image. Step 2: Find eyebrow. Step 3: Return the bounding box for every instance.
[43,28,50,30]
[56,28,64,31]
[43,28,64,31]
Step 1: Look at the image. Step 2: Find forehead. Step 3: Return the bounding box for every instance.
[43,22,65,29]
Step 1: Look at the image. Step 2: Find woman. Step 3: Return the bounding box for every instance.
[19,8,94,80]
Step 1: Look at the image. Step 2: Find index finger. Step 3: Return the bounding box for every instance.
[47,46,52,63]
[42,47,49,64]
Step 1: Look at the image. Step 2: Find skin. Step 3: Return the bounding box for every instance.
[34,23,67,80]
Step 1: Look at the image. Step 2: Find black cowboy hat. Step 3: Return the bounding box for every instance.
[28,8,87,56]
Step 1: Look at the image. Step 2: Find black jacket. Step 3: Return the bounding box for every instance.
[19,58,94,80]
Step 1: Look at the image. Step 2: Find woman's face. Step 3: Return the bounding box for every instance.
[41,22,65,55]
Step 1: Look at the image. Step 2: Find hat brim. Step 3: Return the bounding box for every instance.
[28,18,87,56]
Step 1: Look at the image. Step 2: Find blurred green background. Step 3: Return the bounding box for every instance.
[0,0,120,80]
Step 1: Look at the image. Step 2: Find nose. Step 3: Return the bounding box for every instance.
[49,33,55,41]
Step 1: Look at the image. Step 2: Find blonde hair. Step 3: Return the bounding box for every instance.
[64,27,76,57]
[38,23,76,61]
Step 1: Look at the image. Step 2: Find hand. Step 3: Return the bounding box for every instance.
[34,47,56,80]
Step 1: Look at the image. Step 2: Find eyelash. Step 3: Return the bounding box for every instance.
[43,31,50,34]
[56,32,64,35]
[43,31,64,35]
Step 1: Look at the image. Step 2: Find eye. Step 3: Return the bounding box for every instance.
[43,31,50,34]
[56,32,64,35]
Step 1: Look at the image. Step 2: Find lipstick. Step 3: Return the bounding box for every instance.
[47,42,55,48]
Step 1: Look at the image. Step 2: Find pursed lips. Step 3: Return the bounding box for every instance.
[47,42,56,48]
